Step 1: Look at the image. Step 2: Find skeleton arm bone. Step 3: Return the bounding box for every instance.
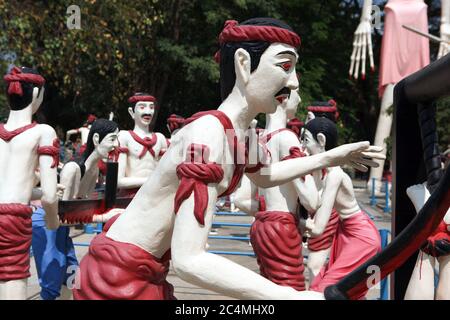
[349,0,374,79]
[439,0,450,59]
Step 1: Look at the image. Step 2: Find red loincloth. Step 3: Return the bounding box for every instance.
[0,203,33,281]
[308,209,339,252]
[73,215,175,300]
[250,211,306,291]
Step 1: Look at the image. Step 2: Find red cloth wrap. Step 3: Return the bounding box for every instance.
[3,66,45,96]
[421,220,450,258]
[0,203,33,281]
[219,20,301,48]
[281,146,306,161]
[167,114,185,132]
[128,95,156,103]
[307,209,340,252]
[287,118,304,136]
[183,110,247,197]
[174,144,224,226]
[0,122,37,142]
[37,138,60,168]
[73,215,175,300]
[87,114,97,124]
[129,130,157,159]
[250,211,306,291]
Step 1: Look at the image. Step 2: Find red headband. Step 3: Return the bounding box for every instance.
[287,118,304,127]
[128,95,156,104]
[3,67,45,96]
[307,100,339,120]
[87,114,97,124]
[215,20,301,63]
[307,100,337,113]
[219,20,301,48]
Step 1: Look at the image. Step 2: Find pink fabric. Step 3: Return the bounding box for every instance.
[379,0,429,97]
[310,211,381,299]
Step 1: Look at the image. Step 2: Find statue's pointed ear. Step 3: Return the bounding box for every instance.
[128,107,135,119]
[234,48,251,86]
[317,133,327,149]
[93,133,100,147]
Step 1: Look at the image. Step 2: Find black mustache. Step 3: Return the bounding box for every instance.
[141,114,153,117]
[275,87,291,97]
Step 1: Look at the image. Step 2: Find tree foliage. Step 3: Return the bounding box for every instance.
[0,0,447,151]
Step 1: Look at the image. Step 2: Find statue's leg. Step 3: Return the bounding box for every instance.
[0,279,27,300]
[307,249,330,285]
[436,254,450,300]
[404,251,435,300]
[368,83,395,195]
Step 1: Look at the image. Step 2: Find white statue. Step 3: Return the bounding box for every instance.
[60,119,119,203]
[249,89,320,291]
[116,93,168,197]
[73,18,384,300]
[350,0,430,194]
[300,117,382,299]
[0,66,60,299]
[404,183,450,300]
[66,114,97,146]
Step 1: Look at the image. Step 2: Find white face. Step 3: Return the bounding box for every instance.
[129,101,155,126]
[302,129,324,156]
[96,129,119,158]
[245,43,299,114]
[285,88,301,119]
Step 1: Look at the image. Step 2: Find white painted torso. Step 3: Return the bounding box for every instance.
[118,130,166,178]
[107,116,240,258]
[0,124,48,204]
[324,166,361,218]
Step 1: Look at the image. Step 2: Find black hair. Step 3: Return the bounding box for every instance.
[129,92,159,130]
[304,117,338,151]
[308,101,337,122]
[78,119,118,176]
[219,18,294,101]
[5,67,44,111]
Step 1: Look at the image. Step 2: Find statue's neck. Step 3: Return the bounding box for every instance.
[6,106,33,128]
[265,107,287,132]
[133,122,152,136]
[218,86,259,139]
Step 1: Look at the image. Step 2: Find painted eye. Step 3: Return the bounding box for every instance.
[280,62,292,72]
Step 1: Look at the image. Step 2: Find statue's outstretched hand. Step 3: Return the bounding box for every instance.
[349,21,374,80]
[328,142,384,172]
[438,23,450,59]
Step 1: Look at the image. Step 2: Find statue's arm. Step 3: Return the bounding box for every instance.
[38,125,60,229]
[247,141,382,188]
[304,169,342,237]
